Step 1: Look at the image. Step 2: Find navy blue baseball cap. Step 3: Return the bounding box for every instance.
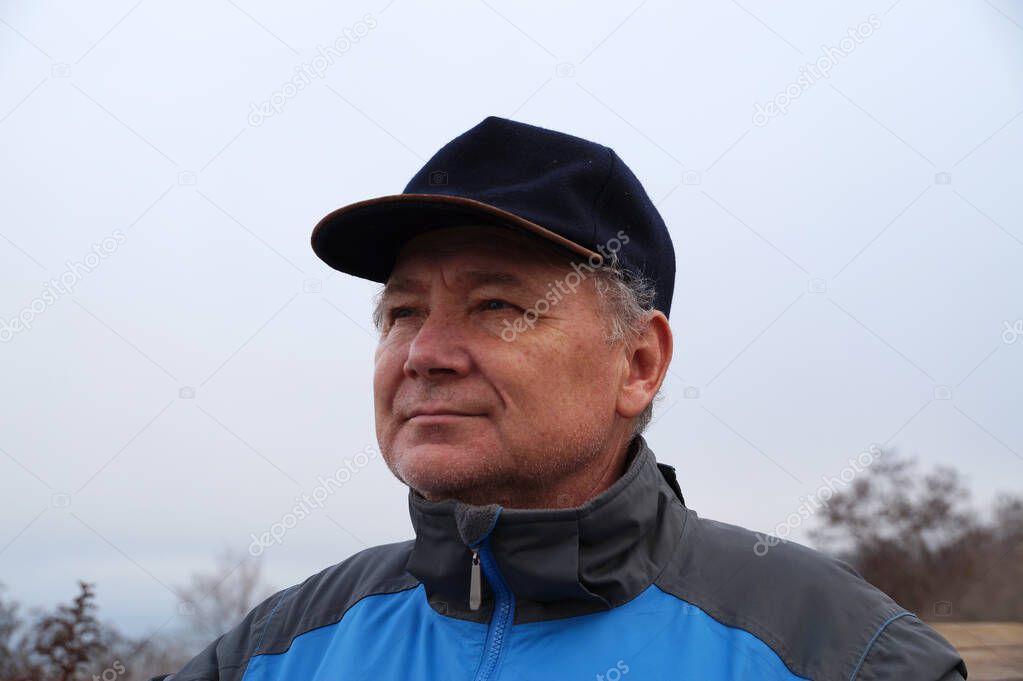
[311,116,676,316]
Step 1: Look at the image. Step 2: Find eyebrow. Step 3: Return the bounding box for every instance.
[380,275,426,298]
[462,270,536,293]
[380,269,537,302]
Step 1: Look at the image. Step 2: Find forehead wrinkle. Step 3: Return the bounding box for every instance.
[379,275,425,304]
[458,269,536,294]
[382,267,542,302]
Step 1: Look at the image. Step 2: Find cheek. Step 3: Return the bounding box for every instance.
[373,342,405,409]
[501,338,618,414]
[568,349,619,410]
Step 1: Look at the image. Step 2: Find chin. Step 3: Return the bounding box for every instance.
[386,433,503,499]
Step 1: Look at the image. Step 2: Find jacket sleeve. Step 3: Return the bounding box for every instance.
[853,612,968,681]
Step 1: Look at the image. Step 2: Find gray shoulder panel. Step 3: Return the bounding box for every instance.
[163,540,418,681]
[851,612,967,681]
[654,509,966,681]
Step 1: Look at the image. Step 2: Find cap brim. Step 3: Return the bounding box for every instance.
[310,194,602,282]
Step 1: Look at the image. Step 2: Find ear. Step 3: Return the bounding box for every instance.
[616,311,673,418]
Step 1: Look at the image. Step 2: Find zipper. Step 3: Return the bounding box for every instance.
[469,538,515,681]
[469,548,482,611]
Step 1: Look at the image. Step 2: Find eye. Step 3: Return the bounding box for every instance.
[480,299,515,311]
[389,306,416,321]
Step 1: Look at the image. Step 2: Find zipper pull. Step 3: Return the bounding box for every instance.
[469,547,481,611]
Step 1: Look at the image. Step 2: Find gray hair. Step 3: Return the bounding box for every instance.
[587,254,660,439]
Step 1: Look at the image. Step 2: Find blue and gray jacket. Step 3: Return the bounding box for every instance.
[155,436,967,680]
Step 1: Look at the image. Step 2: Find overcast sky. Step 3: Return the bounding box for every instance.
[1,0,1021,637]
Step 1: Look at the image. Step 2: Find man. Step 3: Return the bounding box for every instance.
[154,117,967,680]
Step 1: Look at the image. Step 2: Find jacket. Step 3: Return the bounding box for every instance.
[155,435,967,681]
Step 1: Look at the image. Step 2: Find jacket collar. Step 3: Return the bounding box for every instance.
[404,435,687,621]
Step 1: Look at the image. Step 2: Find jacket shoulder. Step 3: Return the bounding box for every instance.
[654,509,965,681]
[165,540,417,681]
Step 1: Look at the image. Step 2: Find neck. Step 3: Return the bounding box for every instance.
[420,428,637,510]
[405,434,688,622]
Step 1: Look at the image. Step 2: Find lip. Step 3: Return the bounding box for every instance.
[407,413,480,423]
[405,407,484,421]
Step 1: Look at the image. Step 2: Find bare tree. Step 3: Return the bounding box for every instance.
[172,548,275,648]
[0,549,277,681]
[954,494,1023,620]
[103,624,193,681]
[811,452,1023,620]
[0,583,32,680]
[22,581,108,681]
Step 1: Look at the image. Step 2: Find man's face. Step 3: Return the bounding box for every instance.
[373,224,630,505]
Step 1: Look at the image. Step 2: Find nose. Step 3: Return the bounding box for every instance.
[402,309,472,381]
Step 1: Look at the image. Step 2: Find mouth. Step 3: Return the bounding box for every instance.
[405,407,485,422]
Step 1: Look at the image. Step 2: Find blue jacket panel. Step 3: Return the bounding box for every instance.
[240,584,808,681]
